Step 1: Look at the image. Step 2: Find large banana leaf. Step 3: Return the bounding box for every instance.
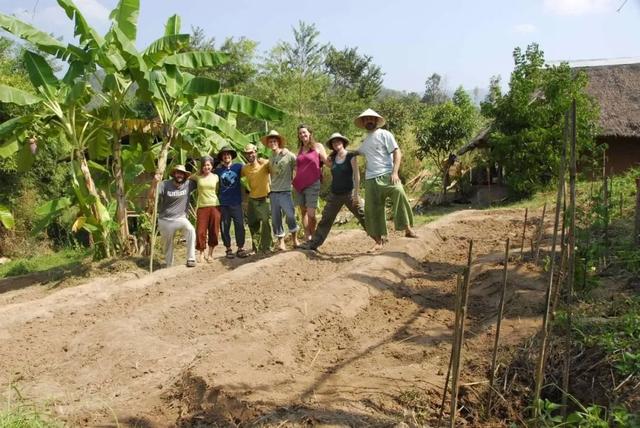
[143,34,190,66]
[194,109,250,146]
[0,205,14,230]
[0,139,19,158]
[57,0,104,50]
[0,84,42,106]
[182,76,220,97]
[62,61,86,84]
[164,14,181,36]
[23,51,59,97]
[162,51,229,68]
[88,126,111,160]
[111,27,147,72]
[203,94,285,121]
[109,0,139,42]
[0,13,72,60]
[32,197,73,235]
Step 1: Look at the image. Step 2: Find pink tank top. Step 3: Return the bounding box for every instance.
[292,147,321,192]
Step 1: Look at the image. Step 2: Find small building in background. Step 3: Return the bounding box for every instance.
[572,58,640,175]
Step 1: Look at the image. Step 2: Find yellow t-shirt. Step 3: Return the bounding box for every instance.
[241,159,270,198]
[192,173,219,208]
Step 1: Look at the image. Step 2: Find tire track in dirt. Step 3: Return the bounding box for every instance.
[0,208,548,426]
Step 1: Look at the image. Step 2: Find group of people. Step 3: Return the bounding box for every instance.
[155,109,417,267]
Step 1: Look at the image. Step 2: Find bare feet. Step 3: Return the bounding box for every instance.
[367,240,385,253]
[405,228,418,238]
[197,252,205,263]
[276,238,286,251]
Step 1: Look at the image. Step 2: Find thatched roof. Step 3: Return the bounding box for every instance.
[458,125,492,156]
[575,61,640,138]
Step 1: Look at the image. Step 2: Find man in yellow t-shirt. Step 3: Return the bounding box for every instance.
[241,144,272,253]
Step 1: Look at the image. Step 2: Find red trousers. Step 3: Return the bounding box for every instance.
[196,206,221,251]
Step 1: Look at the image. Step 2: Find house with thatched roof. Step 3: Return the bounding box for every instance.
[573,58,640,174]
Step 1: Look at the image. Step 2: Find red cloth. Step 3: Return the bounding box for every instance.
[196,206,221,250]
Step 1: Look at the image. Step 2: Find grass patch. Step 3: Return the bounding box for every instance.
[0,389,61,428]
[0,247,90,279]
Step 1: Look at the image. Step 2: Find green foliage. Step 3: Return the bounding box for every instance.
[415,86,479,193]
[483,43,600,196]
[529,398,638,427]
[0,204,14,229]
[325,46,383,99]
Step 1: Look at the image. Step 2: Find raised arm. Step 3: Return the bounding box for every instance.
[391,147,402,185]
[351,155,360,202]
[315,143,328,163]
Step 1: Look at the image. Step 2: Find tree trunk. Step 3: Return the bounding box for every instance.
[113,134,131,254]
[146,135,173,215]
[77,150,111,258]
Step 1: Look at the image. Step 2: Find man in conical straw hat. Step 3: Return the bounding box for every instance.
[355,109,417,251]
[157,164,198,267]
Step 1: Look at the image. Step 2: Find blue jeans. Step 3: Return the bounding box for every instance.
[220,204,245,249]
[270,191,299,237]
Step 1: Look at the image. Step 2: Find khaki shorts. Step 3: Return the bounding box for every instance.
[294,180,321,208]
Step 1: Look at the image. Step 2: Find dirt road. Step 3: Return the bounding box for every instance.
[0,208,547,426]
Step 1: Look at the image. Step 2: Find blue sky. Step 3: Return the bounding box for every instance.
[2,0,640,95]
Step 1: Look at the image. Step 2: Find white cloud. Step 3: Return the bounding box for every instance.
[514,23,537,33]
[543,0,616,15]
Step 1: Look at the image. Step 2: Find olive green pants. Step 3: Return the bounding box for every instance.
[247,197,272,252]
[364,174,414,238]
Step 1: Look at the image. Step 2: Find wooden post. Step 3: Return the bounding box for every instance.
[437,274,463,427]
[561,99,578,415]
[450,241,473,428]
[488,239,510,412]
[534,203,547,264]
[533,112,568,416]
[635,178,640,245]
[520,208,528,258]
[603,174,609,261]
[149,182,161,273]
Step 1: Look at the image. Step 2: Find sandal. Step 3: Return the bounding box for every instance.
[236,248,249,258]
[225,248,235,259]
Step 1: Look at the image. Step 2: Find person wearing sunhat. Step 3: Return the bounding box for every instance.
[263,130,300,251]
[241,143,273,253]
[355,108,417,251]
[157,164,197,267]
[300,132,374,251]
[215,145,249,258]
[190,155,221,262]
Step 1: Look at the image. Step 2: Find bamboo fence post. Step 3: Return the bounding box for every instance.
[534,203,547,264]
[553,183,568,315]
[635,178,640,245]
[603,174,609,262]
[437,274,463,427]
[561,99,578,415]
[520,208,528,258]
[450,241,473,428]
[533,107,569,416]
[149,182,161,273]
[487,238,510,412]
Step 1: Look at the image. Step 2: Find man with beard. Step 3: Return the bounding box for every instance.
[355,109,417,252]
[157,164,197,267]
[215,146,249,259]
[241,144,272,254]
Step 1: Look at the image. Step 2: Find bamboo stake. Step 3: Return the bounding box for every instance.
[450,241,473,428]
[552,183,567,315]
[635,178,640,245]
[561,99,578,415]
[533,107,568,416]
[488,238,510,412]
[534,203,547,264]
[520,208,528,258]
[604,174,609,262]
[149,182,161,273]
[437,274,463,427]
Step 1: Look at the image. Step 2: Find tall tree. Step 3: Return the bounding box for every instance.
[324,46,383,99]
[422,72,448,105]
[483,43,599,196]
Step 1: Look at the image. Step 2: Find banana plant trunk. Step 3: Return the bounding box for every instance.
[112,131,131,254]
[77,149,111,258]
[146,130,174,216]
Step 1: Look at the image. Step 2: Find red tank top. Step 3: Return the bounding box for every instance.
[292,147,321,192]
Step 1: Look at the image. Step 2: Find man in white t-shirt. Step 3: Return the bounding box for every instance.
[355,108,417,251]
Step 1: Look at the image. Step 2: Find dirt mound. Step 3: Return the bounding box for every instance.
[0,208,549,426]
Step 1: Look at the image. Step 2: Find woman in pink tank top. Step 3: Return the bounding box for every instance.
[292,124,327,242]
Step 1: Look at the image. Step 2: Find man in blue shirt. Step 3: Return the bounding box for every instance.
[216,146,249,258]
